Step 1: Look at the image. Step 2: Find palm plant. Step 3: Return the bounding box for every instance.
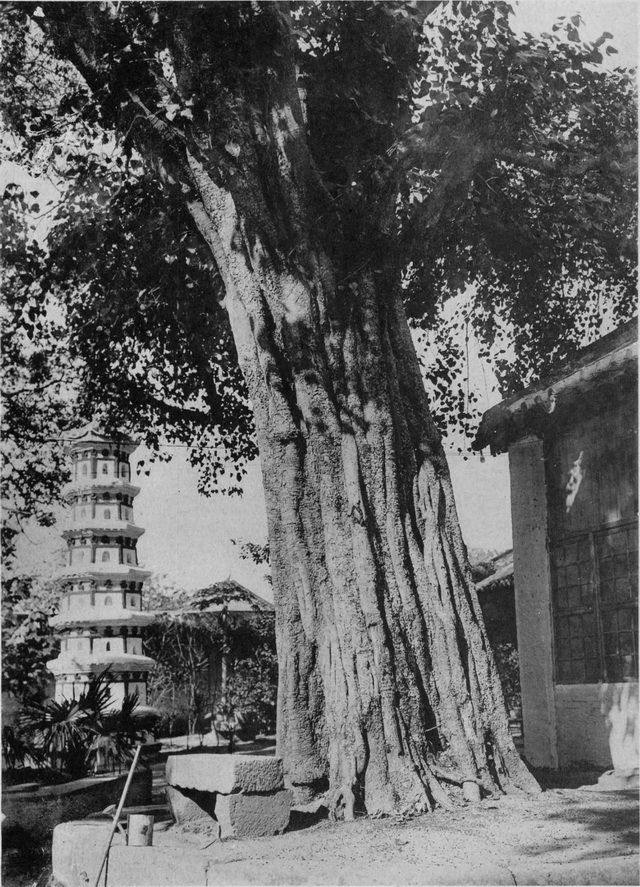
[19,669,142,777]
[85,691,140,774]
[19,697,92,777]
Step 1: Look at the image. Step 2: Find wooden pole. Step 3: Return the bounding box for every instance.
[93,744,142,887]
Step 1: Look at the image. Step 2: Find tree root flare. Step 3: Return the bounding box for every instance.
[328,784,356,821]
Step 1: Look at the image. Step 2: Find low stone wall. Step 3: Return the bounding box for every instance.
[2,769,152,845]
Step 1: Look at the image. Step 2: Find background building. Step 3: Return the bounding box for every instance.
[475,320,638,771]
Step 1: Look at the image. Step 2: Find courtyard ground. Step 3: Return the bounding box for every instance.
[4,736,639,886]
[53,782,639,886]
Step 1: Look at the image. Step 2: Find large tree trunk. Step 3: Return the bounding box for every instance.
[185,153,539,816]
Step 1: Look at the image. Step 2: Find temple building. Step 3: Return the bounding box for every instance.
[47,422,156,711]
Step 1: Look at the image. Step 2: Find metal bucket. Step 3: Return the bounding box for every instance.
[126,813,154,846]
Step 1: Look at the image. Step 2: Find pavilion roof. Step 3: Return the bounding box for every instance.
[171,579,274,615]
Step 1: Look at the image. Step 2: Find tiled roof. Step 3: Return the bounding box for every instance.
[473,319,637,455]
[474,550,514,592]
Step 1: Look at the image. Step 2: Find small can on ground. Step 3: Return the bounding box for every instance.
[127,814,154,846]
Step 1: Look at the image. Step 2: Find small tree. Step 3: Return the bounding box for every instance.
[145,579,219,737]
[146,579,277,740]
[217,612,278,739]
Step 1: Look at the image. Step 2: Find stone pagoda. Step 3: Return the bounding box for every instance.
[47,422,156,713]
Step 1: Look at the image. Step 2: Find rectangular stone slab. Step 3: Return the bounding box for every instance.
[166,754,284,794]
[214,789,292,839]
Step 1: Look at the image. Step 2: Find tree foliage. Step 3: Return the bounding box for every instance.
[0,2,635,494]
[1,575,59,705]
[0,189,76,559]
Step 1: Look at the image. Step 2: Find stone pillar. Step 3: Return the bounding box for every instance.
[509,435,558,768]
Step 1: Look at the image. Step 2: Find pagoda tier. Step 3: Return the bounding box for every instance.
[50,610,156,630]
[62,479,142,499]
[57,567,150,583]
[48,422,157,712]
[47,652,156,677]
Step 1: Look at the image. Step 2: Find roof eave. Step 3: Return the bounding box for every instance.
[473,321,637,455]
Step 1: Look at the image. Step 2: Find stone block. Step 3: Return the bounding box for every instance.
[214,789,292,839]
[165,785,217,827]
[166,754,284,795]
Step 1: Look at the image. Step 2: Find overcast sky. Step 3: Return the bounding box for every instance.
[10,1,638,602]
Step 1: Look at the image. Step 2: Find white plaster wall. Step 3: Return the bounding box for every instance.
[68,636,91,655]
[69,594,90,613]
[57,680,89,703]
[555,683,639,769]
[93,637,125,656]
[109,682,126,706]
[509,436,558,768]
[95,593,121,613]
[128,638,143,655]
[71,548,89,566]
[129,681,147,704]
[97,547,119,564]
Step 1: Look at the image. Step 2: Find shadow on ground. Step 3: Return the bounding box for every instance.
[529,764,602,790]
[286,805,330,833]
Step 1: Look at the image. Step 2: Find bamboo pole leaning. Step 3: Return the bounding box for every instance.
[93,743,143,887]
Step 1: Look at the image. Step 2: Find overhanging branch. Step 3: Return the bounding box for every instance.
[500,147,637,178]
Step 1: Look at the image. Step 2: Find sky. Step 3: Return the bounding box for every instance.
[8,0,638,604]
[514,0,638,66]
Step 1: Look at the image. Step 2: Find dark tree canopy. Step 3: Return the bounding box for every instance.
[1,1,636,816]
[2,2,635,484]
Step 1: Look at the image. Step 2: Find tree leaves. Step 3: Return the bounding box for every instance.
[0,0,636,522]
[1,575,59,705]
[1,186,76,560]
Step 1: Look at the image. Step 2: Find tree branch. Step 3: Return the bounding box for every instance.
[500,146,637,178]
